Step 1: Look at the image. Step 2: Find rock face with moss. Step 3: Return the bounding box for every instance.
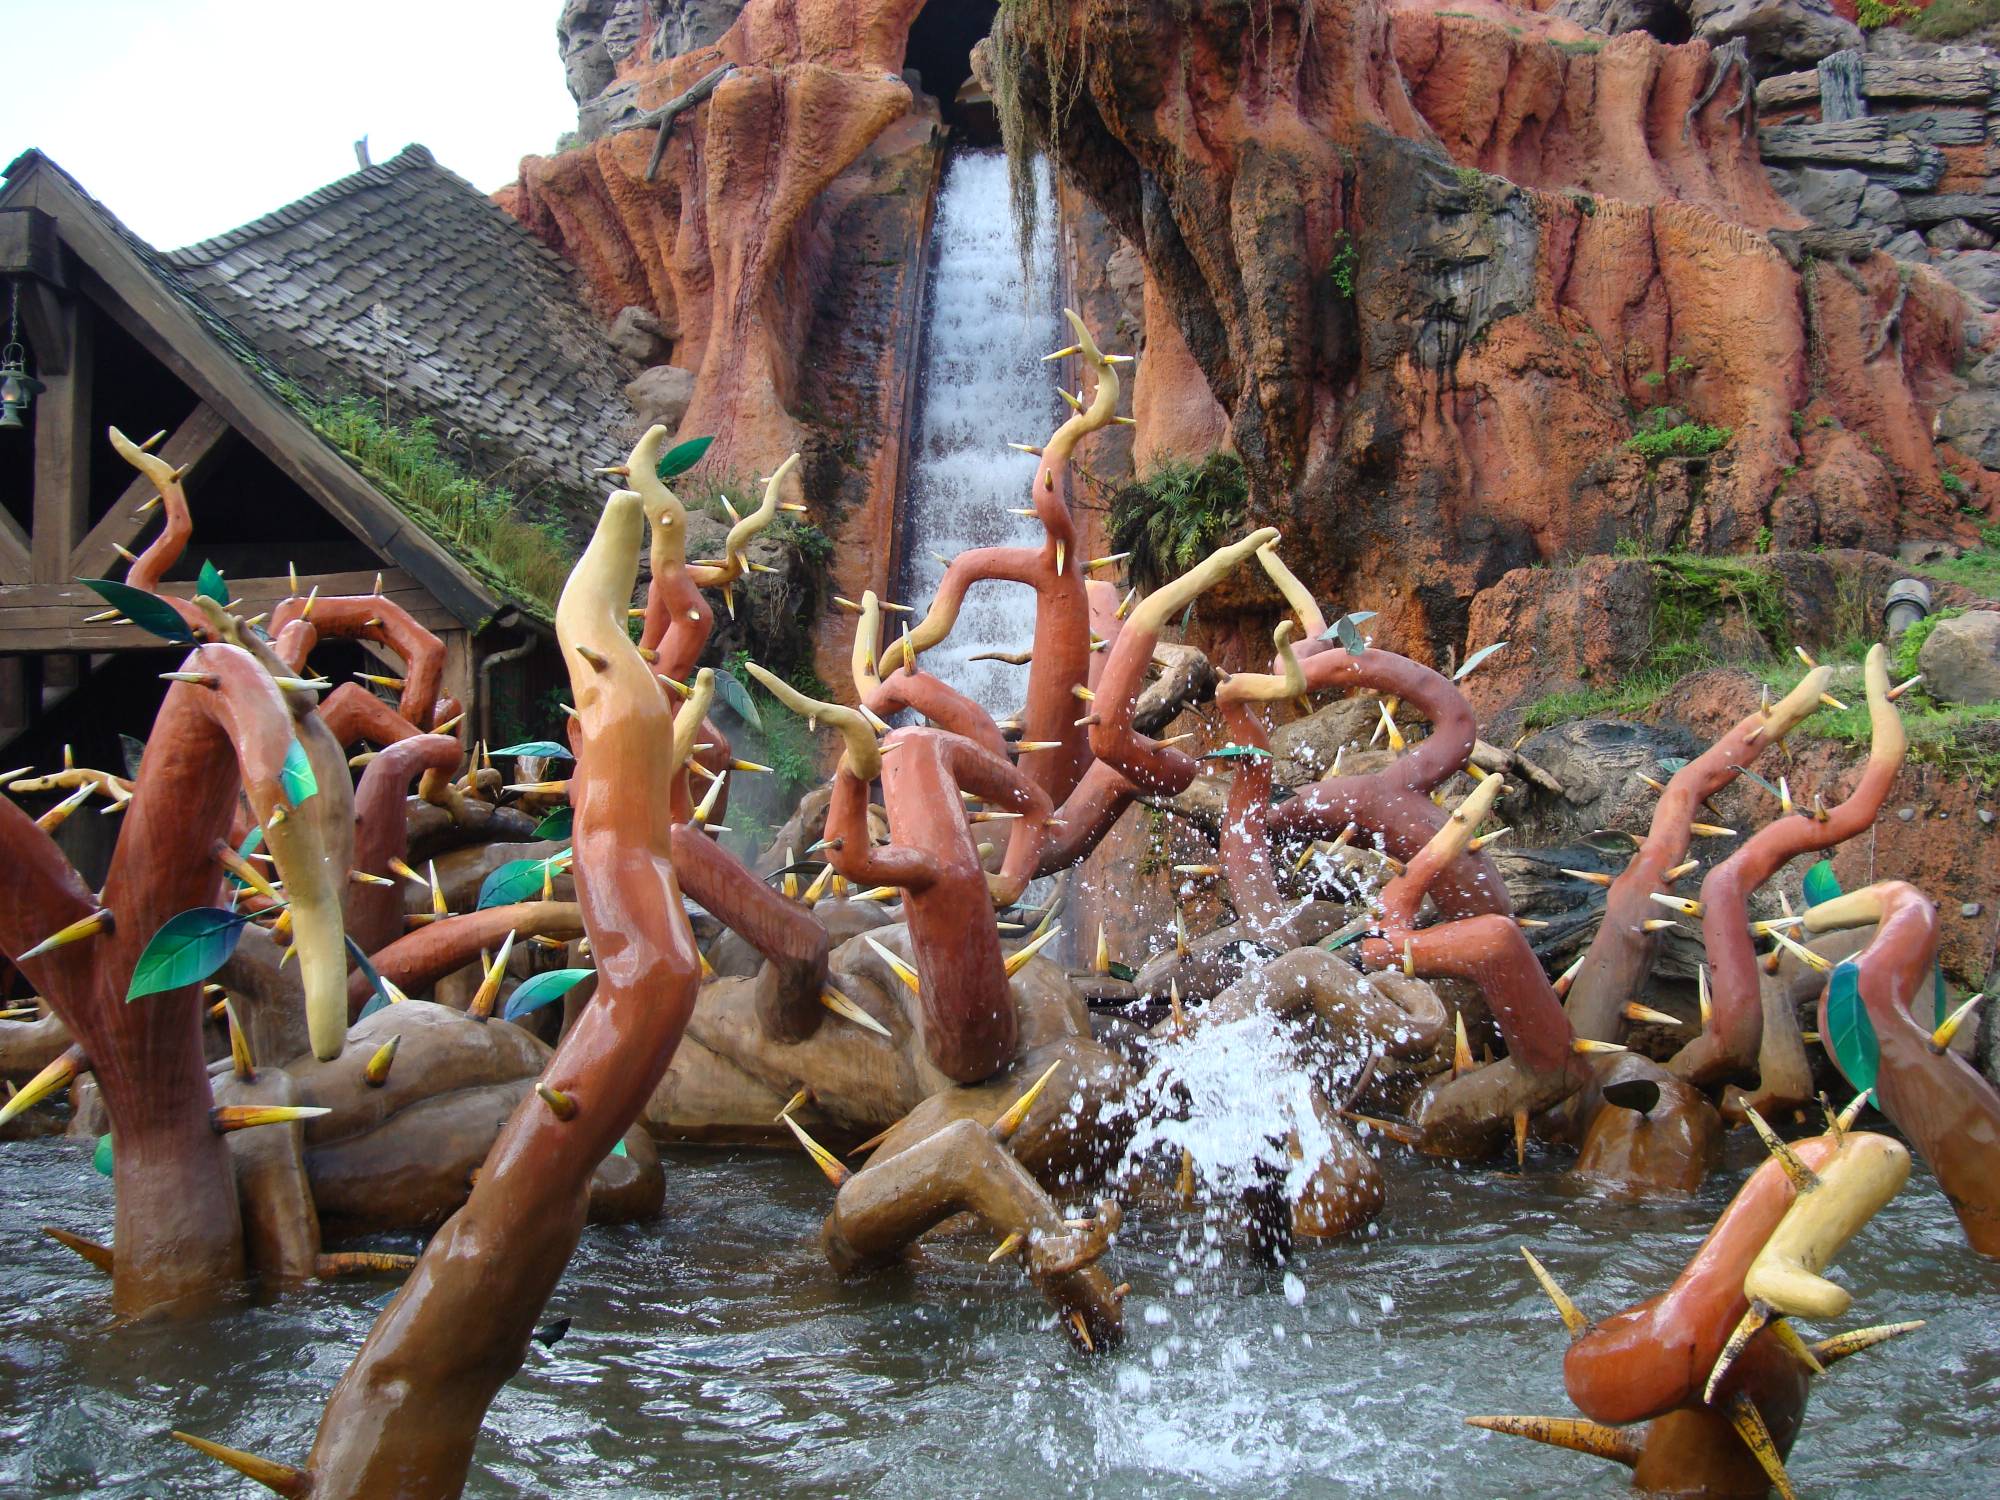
[991,0,1993,662]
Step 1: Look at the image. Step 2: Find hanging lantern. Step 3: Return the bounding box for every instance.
[0,346,42,432]
[1,286,41,432]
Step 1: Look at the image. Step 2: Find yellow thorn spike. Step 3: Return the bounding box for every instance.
[1767,928,1833,974]
[1572,1038,1629,1055]
[468,930,517,1020]
[1768,1317,1826,1375]
[1463,1416,1641,1468]
[1093,922,1112,976]
[1809,1320,1925,1366]
[1636,772,1668,793]
[224,1001,255,1080]
[43,1225,114,1274]
[801,861,835,904]
[0,1051,79,1125]
[858,885,900,903]
[988,1230,1025,1263]
[1819,692,1849,712]
[774,1088,809,1122]
[1560,868,1616,887]
[1689,823,1737,838]
[363,1034,400,1087]
[429,861,446,917]
[537,1082,577,1121]
[1649,892,1703,917]
[1519,1246,1588,1338]
[782,849,799,900]
[1698,965,1713,1028]
[1622,1002,1682,1027]
[1004,925,1061,978]
[315,1251,420,1277]
[1664,859,1700,882]
[211,1105,331,1132]
[993,1058,1065,1142]
[1452,1012,1474,1077]
[1551,952,1588,999]
[17,909,112,962]
[1931,992,1985,1052]
[348,869,396,887]
[1378,700,1406,751]
[1514,1107,1529,1170]
[1836,1087,1873,1131]
[1743,1107,1819,1193]
[34,784,95,832]
[820,986,891,1037]
[388,856,427,887]
[169,1432,310,1497]
[1639,918,1681,934]
[782,1111,852,1188]
[1724,1392,1799,1500]
[864,935,921,994]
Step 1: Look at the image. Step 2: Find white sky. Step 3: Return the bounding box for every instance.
[0,0,579,249]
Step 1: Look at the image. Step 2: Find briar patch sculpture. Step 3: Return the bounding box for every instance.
[1470,1110,1920,1498]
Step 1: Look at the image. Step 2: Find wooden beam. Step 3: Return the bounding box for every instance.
[71,402,235,580]
[29,293,90,583]
[0,510,29,584]
[0,568,456,652]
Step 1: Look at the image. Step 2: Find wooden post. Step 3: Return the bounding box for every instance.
[29,297,90,584]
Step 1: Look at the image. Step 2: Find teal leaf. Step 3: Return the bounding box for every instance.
[1803,859,1842,909]
[1823,959,1879,1094]
[1332,613,1372,655]
[126,907,261,1001]
[196,560,227,604]
[1201,744,1272,761]
[533,806,574,840]
[346,936,393,1020]
[1657,756,1690,774]
[501,967,593,1022]
[79,578,194,643]
[93,1134,113,1177]
[1107,960,1137,983]
[280,738,317,807]
[1453,641,1508,681]
[478,850,571,910]
[1728,764,1782,801]
[1935,963,1949,1030]
[655,435,714,481]
[491,740,573,760]
[713,669,763,733]
[611,1138,629,1158]
[224,824,266,889]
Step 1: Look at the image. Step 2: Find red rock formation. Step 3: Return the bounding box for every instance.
[995,0,1992,662]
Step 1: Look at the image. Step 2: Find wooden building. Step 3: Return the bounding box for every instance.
[0,146,640,768]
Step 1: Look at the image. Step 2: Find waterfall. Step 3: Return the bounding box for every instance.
[895,150,1063,716]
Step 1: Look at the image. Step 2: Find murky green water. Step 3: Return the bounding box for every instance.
[1,1132,1995,1498]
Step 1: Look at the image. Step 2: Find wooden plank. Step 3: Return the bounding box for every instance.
[1756,72,1822,112]
[71,402,235,580]
[0,510,29,583]
[29,294,90,583]
[0,569,456,652]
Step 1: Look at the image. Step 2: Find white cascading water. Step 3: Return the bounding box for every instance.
[895,150,1063,716]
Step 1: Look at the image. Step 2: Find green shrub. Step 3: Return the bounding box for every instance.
[1917,523,2000,599]
[1894,607,1962,681]
[1110,453,1250,592]
[1857,0,1918,28]
[1329,232,1358,299]
[1626,408,1732,461]
[285,391,571,617]
[1942,470,1969,497]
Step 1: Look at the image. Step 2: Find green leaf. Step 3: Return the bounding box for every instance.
[126,906,260,1001]
[1803,859,1842,909]
[478,850,571,910]
[1453,641,1508,681]
[1107,960,1137,982]
[713,669,763,733]
[501,967,593,1022]
[1935,963,1949,1030]
[611,1138,629,1158]
[196,560,228,604]
[1201,744,1273,761]
[279,738,318,807]
[491,740,573,760]
[224,824,266,889]
[533,806,574,840]
[78,578,194,643]
[1823,959,1879,1094]
[1728,764,1782,801]
[655,435,714,481]
[93,1134,113,1177]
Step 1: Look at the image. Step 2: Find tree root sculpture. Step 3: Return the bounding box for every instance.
[177,485,708,1496]
[1471,1120,1917,1497]
[1805,880,2000,1256]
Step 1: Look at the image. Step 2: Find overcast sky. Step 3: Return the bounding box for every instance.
[0,0,579,249]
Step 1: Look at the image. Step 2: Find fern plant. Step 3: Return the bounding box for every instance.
[1109,453,1250,592]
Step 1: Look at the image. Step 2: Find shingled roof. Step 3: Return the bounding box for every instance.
[165,144,636,534]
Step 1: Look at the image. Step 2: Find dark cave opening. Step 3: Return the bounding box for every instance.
[906,0,1001,142]
[1631,2,1693,45]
